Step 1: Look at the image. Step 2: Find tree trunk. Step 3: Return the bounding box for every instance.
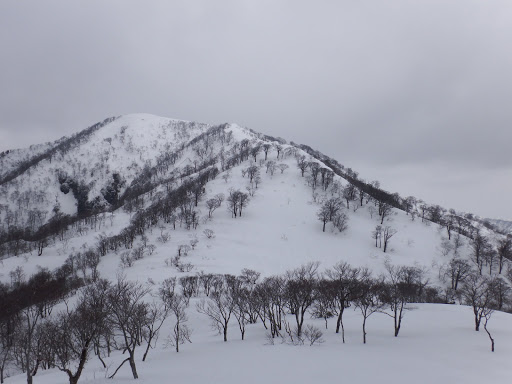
[362,317,367,344]
[129,355,138,379]
[484,318,494,352]
[474,309,480,331]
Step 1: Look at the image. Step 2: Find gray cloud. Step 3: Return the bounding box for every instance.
[1,0,511,219]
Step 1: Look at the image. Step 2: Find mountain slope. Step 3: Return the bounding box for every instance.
[0,114,511,384]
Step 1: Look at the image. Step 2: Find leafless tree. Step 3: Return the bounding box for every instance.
[284,262,319,337]
[0,312,17,384]
[317,198,343,232]
[311,279,335,330]
[253,276,286,339]
[107,276,150,379]
[296,155,309,177]
[324,263,366,342]
[381,263,423,337]
[275,144,283,159]
[378,201,393,224]
[354,276,385,344]
[227,189,250,218]
[333,211,349,233]
[460,274,495,332]
[372,226,382,248]
[43,280,111,384]
[206,198,221,218]
[303,324,324,346]
[159,291,191,353]
[141,301,170,361]
[453,233,465,257]
[487,276,510,311]
[446,258,472,291]
[196,278,236,342]
[342,184,357,209]
[246,165,260,183]
[497,237,511,274]
[261,143,272,160]
[472,231,491,275]
[382,226,397,253]
[250,145,261,162]
[278,163,289,174]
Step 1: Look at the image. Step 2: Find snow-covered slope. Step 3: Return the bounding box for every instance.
[485,218,512,235]
[1,114,511,384]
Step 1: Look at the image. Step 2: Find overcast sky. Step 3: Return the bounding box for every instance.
[1,1,511,220]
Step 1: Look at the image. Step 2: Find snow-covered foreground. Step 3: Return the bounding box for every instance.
[7,304,512,384]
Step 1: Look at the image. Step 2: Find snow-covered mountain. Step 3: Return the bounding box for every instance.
[1,114,511,384]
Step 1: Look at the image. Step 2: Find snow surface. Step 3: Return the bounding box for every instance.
[5,304,512,384]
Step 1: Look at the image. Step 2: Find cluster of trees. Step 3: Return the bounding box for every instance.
[371,225,397,253]
[3,254,511,384]
[0,267,83,384]
[193,262,438,346]
[317,198,348,233]
[196,263,512,351]
[294,141,504,245]
[0,272,195,384]
[294,148,512,282]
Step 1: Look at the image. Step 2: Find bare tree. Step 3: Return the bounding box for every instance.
[44,280,111,384]
[107,277,150,379]
[227,189,250,218]
[303,324,324,346]
[471,231,490,275]
[278,163,289,174]
[284,262,319,337]
[342,184,357,209]
[487,276,510,311]
[206,198,221,218]
[261,143,272,160]
[333,211,349,233]
[311,279,335,330]
[497,237,511,274]
[141,301,170,361]
[0,313,17,384]
[317,198,343,232]
[354,276,385,344]
[250,145,261,162]
[265,161,277,176]
[461,274,495,332]
[372,226,382,248]
[160,292,191,353]
[324,262,366,342]
[246,165,260,183]
[253,276,286,339]
[381,263,423,337]
[296,155,309,177]
[446,258,472,291]
[196,278,235,342]
[382,226,397,253]
[378,201,393,224]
